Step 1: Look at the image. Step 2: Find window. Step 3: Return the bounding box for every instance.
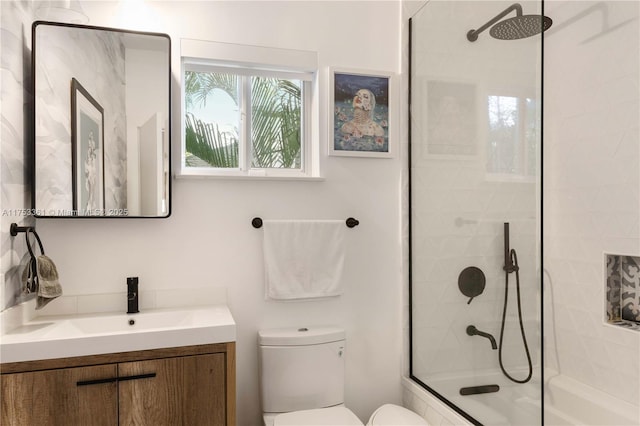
[486,94,539,179]
[180,39,318,178]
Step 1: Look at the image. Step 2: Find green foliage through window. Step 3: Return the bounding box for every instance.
[184,70,303,170]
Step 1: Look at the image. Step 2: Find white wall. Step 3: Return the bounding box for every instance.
[11,1,404,424]
[544,0,640,408]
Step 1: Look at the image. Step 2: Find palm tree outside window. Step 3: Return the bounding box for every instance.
[184,68,305,171]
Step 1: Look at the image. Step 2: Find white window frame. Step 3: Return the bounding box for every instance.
[179,39,320,179]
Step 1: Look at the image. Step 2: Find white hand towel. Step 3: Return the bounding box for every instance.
[263,220,346,300]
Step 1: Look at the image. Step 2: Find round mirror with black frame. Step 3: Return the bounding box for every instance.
[32,21,171,218]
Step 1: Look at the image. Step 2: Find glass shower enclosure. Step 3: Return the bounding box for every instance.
[409,1,544,424]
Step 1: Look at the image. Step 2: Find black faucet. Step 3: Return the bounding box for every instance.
[466,325,497,349]
[127,277,139,314]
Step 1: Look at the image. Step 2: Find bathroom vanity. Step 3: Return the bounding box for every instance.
[0,305,236,425]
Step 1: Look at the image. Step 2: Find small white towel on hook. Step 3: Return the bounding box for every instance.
[263,220,346,300]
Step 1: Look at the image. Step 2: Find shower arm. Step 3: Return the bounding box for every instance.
[467,3,523,42]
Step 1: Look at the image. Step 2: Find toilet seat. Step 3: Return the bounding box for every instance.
[274,406,363,426]
[367,404,428,425]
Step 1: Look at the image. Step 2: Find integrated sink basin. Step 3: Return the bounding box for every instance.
[69,309,198,334]
[0,305,236,364]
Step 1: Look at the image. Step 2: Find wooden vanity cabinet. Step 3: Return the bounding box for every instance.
[0,364,118,425]
[118,353,227,425]
[0,342,235,426]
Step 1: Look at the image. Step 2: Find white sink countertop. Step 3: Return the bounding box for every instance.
[0,304,236,364]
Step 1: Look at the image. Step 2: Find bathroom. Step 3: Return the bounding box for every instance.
[0,0,638,425]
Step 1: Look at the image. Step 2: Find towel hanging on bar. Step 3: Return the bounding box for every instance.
[14,224,63,309]
[261,220,347,300]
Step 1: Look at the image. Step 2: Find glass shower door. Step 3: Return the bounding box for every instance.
[409,1,544,424]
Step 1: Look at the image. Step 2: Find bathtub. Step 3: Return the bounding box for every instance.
[402,372,639,425]
[544,373,638,426]
[423,370,542,425]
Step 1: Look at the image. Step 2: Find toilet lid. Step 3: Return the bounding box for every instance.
[274,407,364,426]
[368,404,427,425]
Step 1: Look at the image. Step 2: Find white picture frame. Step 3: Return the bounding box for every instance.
[329,68,396,158]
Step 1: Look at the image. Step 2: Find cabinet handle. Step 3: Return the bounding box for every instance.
[117,373,157,382]
[76,377,118,387]
[76,373,156,387]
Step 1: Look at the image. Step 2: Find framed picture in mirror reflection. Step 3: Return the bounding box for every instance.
[71,78,105,216]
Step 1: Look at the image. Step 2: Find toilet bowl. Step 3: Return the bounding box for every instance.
[267,404,429,426]
[258,327,428,426]
[367,404,429,425]
[267,404,428,426]
[271,406,363,426]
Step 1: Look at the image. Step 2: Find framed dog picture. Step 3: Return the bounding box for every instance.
[329,68,396,158]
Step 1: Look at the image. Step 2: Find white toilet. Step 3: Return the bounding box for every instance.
[258,326,428,426]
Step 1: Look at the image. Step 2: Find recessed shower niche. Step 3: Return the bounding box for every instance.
[605,254,640,331]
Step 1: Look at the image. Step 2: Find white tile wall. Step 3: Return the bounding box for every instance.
[407,0,541,381]
[404,0,640,421]
[543,0,640,407]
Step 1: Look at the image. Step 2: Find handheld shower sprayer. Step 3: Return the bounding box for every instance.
[498,222,533,384]
[503,223,519,274]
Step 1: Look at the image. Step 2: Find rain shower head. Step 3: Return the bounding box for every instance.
[467,3,552,42]
[490,14,553,40]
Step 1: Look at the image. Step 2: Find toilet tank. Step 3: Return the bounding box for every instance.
[259,327,345,413]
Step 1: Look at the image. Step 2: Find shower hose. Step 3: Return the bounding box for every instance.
[498,248,533,384]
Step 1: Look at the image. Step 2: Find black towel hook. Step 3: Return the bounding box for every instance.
[25,227,45,257]
[10,223,32,236]
[10,223,45,256]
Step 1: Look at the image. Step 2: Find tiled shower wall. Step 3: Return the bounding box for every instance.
[543,0,640,407]
[1,1,34,310]
[408,0,540,380]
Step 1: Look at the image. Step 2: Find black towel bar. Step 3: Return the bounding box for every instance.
[252,217,359,229]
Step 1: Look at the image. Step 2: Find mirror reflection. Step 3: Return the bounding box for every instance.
[33,21,171,217]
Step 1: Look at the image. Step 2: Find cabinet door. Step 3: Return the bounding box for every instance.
[118,353,226,426]
[182,353,226,425]
[1,364,118,426]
